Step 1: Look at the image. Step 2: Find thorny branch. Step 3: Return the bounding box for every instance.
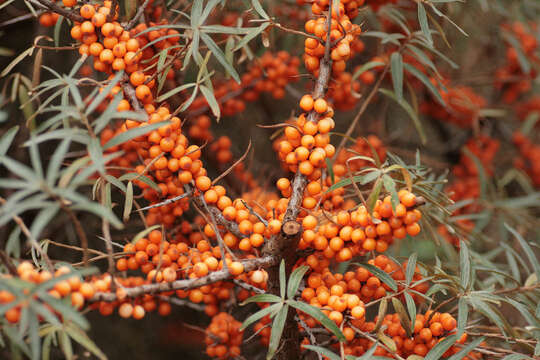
[90,255,277,302]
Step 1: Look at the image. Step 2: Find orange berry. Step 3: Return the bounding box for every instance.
[300,94,314,111]
[313,98,328,113]
[229,261,244,275]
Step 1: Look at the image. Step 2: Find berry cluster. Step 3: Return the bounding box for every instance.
[204,312,243,359]
[303,6,362,75]
[296,190,423,262]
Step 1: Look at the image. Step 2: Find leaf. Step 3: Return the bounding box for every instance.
[382,174,399,211]
[288,300,345,341]
[252,0,270,19]
[425,334,458,360]
[103,120,170,150]
[88,138,105,175]
[200,33,240,83]
[373,297,387,332]
[405,253,418,285]
[199,84,221,120]
[392,298,412,337]
[85,70,123,115]
[0,125,18,157]
[155,83,195,102]
[469,298,511,336]
[459,240,471,290]
[355,343,379,359]
[390,52,403,101]
[417,3,433,46]
[241,303,282,330]
[303,345,340,360]
[379,88,426,144]
[287,265,309,299]
[1,46,34,77]
[267,304,288,360]
[65,322,107,360]
[233,23,270,51]
[240,293,282,305]
[500,355,534,360]
[279,260,286,299]
[447,337,485,360]
[457,297,468,337]
[404,292,416,334]
[351,61,385,83]
[505,224,540,281]
[355,263,398,291]
[367,177,383,215]
[462,148,487,199]
[130,224,161,243]
[46,138,70,186]
[123,181,133,222]
[403,63,445,105]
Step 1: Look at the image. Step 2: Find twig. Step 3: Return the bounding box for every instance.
[212,140,252,186]
[0,12,40,28]
[334,63,390,158]
[0,197,54,272]
[232,279,265,294]
[90,255,277,302]
[156,295,206,311]
[28,0,84,22]
[99,185,116,290]
[0,250,17,276]
[136,191,192,212]
[125,0,151,30]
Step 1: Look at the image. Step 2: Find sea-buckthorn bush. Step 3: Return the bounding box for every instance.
[0,0,539,359]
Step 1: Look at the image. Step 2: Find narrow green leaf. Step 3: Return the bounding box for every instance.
[287,266,309,299]
[199,84,221,120]
[288,300,345,341]
[303,345,341,360]
[233,23,270,51]
[123,181,133,222]
[405,253,417,285]
[390,52,403,101]
[382,174,399,211]
[459,240,471,290]
[241,293,282,305]
[379,88,426,144]
[392,297,412,337]
[279,260,286,299]
[241,303,282,330]
[367,177,383,215]
[252,0,270,19]
[447,338,485,360]
[103,120,169,150]
[65,322,107,360]
[355,263,398,291]
[403,63,444,105]
[404,292,416,334]
[267,305,289,360]
[457,297,468,337]
[425,334,458,360]
[505,224,540,281]
[417,3,433,46]
[200,33,240,83]
[0,125,19,157]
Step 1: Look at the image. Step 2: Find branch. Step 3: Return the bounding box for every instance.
[28,0,84,22]
[125,0,151,30]
[90,255,277,302]
[189,185,244,239]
